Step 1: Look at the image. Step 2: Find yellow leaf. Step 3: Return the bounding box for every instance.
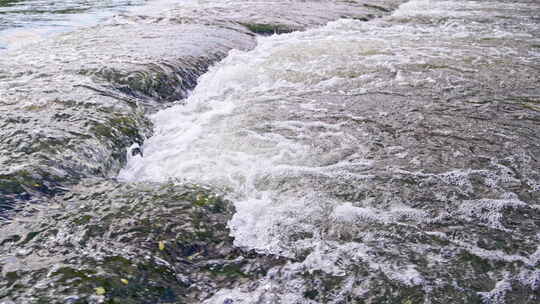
[158,240,165,251]
[187,251,201,260]
[121,278,129,285]
[95,287,106,295]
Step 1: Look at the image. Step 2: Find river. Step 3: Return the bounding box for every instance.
[1,0,539,303]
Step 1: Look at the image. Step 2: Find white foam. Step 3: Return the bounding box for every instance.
[478,275,513,304]
[457,198,527,231]
[118,3,540,298]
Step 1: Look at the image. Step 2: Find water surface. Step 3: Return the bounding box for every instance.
[0,0,539,302]
[0,0,148,49]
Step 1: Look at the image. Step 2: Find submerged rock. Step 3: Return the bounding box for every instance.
[2,0,538,303]
[0,23,255,212]
[0,180,285,303]
[0,0,404,212]
[114,0,540,302]
[159,0,404,34]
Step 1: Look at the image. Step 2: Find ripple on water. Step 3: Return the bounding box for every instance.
[120,0,540,302]
[0,0,539,302]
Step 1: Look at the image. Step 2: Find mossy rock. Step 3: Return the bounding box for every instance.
[240,23,296,35]
[0,180,284,303]
[0,97,152,214]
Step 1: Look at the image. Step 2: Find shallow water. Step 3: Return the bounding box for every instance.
[121,0,540,254]
[1,0,539,303]
[0,0,151,49]
[119,0,540,301]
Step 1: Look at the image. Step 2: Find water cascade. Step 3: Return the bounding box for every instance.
[1,0,539,303]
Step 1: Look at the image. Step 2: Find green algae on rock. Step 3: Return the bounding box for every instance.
[0,180,285,303]
[240,23,297,35]
[0,23,256,213]
[2,0,539,303]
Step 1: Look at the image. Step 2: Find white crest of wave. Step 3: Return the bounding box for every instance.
[119,0,538,261]
[118,18,385,256]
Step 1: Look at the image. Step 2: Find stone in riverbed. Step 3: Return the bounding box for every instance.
[0,179,285,303]
[0,23,256,213]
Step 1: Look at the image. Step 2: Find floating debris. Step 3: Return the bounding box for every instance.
[94,287,106,295]
[158,240,165,251]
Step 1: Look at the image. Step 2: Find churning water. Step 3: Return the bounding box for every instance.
[1,0,539,303]
[117,0,540,301]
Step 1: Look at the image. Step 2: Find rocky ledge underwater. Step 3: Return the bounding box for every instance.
[0,0,539,303]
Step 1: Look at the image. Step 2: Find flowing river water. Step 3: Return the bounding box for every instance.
[1,0,539,303]
[0,0,152,50]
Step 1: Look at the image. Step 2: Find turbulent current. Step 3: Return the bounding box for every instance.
[1,0,539,303]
